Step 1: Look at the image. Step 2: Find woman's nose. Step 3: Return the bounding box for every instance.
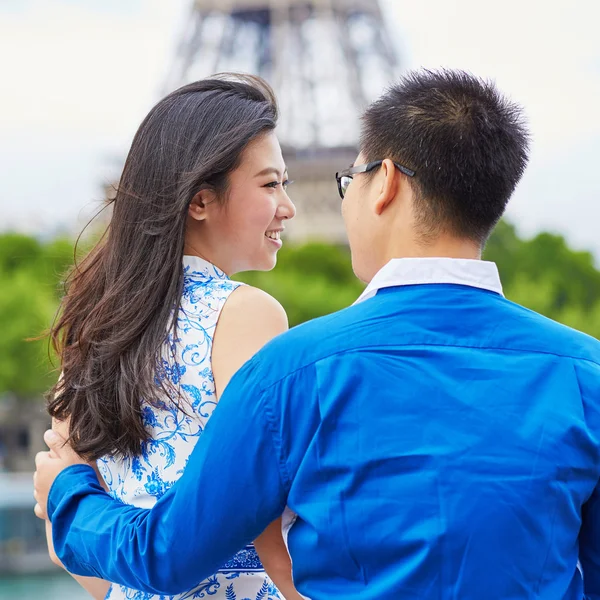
[278,190,296,220]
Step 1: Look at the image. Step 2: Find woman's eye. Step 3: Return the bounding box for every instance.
[264,179,293,189]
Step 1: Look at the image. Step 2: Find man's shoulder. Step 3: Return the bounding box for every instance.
[248,289,600,390]
[502,299,600,365]
[252,300,371,388]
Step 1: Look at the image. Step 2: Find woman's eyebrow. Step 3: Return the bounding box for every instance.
[254,166,288,178]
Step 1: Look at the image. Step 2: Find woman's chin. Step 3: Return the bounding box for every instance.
[254,251,278,272]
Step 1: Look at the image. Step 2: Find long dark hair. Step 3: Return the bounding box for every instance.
[47,74,279,460]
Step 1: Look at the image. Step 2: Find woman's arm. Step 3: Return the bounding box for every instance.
[212,285,301,600]
[46,418,111,600]
[253,518,303,600]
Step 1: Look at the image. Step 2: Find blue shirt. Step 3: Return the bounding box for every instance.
[48,258,600,599]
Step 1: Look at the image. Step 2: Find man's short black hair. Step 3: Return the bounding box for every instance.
[360,69,530,243]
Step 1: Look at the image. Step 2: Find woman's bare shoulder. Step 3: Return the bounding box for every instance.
[222,284,288,329]
[212,285,289,396]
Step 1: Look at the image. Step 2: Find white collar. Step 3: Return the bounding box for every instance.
[354,257,504,305]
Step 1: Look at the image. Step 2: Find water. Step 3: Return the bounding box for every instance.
[0,572,88,600]
[0,472,88,598]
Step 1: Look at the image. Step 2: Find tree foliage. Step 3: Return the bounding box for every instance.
[0,222,598,398]
[0,234,75,397]
[483,221,600,336]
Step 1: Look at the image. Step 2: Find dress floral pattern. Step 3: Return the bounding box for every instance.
[98,255,282,600]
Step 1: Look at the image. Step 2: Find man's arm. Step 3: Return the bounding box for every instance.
[575,358,600,598]
[211,286,302,599]
[581,485,600,599]
[44,520,112,600]
[44,357,290,596]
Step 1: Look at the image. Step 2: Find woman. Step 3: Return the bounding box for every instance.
[45,74,301,600]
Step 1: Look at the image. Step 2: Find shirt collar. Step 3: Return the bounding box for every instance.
[354,257,504,305]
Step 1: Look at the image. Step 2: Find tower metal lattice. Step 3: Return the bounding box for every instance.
[165,0,401,241]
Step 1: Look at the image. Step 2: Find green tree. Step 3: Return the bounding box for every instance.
[485,221,600,338]
[0,269,58,397]
[0,233,75,397]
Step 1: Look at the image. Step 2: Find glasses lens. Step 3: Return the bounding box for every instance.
[341,176,352,197]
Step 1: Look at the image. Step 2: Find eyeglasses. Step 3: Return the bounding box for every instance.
[335,160,416,200]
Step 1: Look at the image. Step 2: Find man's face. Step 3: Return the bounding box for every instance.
[341,153,381,283]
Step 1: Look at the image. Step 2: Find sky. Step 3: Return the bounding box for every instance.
[1,0,599,257]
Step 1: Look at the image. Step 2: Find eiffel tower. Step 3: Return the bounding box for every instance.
[165,0,401,242]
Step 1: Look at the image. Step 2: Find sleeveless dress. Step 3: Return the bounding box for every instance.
[97,255,283,600]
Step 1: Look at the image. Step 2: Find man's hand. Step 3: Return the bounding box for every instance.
[33,429,86,520]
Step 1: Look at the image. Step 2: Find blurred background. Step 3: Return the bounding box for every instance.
[1,0,599,598]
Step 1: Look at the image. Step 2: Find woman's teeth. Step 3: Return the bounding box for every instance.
[265,231,281,240]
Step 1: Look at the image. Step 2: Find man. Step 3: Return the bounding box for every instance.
[34,69,600,599]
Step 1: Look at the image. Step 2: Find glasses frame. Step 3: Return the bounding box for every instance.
[335,160,416,200]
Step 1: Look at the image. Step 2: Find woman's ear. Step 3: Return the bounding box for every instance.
[188,189,216,222]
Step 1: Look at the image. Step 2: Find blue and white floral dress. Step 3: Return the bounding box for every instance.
[97,255,282,600]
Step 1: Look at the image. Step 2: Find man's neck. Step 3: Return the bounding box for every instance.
[384,236,482,262]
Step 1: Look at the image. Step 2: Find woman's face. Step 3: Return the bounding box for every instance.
[187,132,296,275]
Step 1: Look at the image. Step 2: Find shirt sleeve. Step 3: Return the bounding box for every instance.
[581,486,600,599]
[48,356,290,596]
[575,358,600,598]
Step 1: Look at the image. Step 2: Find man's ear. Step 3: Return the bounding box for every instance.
[188,189,217,222]
[373,159,400,216]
